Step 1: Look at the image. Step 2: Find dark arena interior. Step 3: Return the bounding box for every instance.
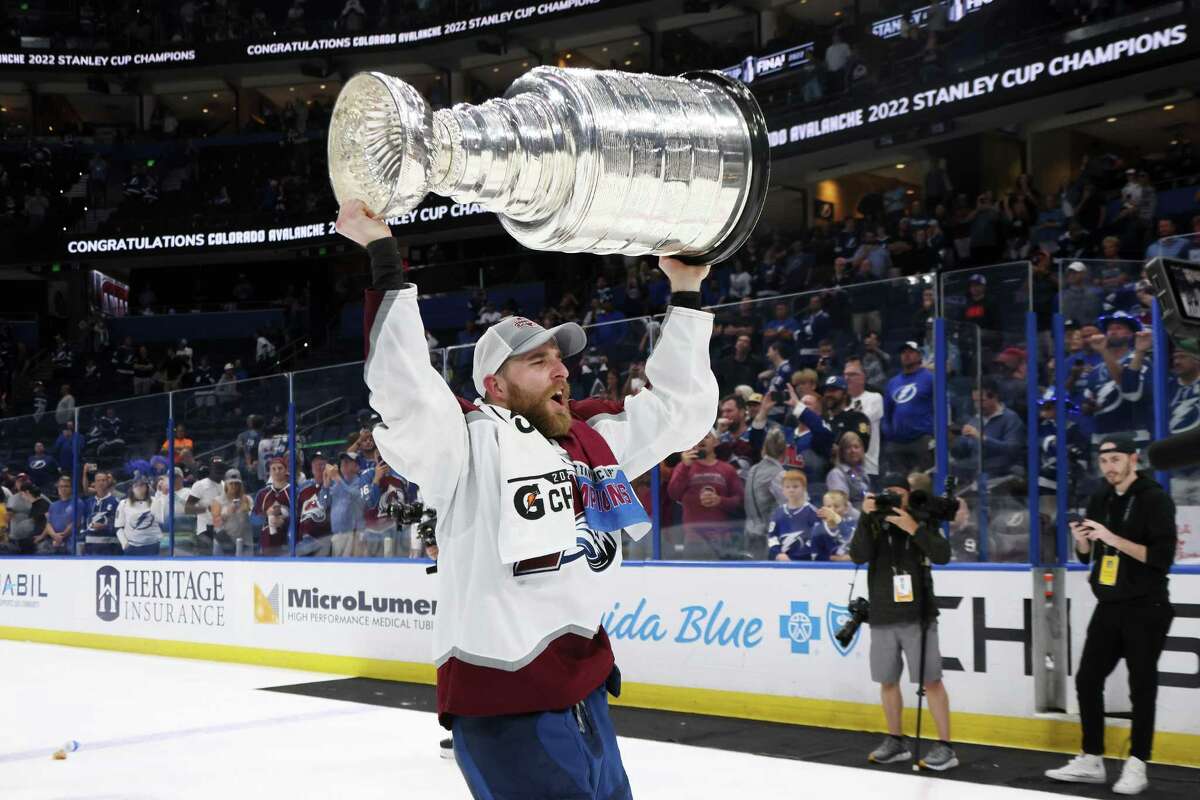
[1,1,1199,798]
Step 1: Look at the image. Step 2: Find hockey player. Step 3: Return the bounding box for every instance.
[338,199,717,799]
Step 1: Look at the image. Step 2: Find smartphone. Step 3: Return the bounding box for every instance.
[1066,513,1086,526]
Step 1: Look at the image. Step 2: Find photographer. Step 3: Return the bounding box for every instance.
[1045,436,1176,795]
[849,473,956,771]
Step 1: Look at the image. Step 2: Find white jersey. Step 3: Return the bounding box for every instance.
[365,286,717,675]
[848,389,884,475]
[187,477,222,530]
[114,498,164,548]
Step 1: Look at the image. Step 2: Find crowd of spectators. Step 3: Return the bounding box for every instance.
[8,133,1200,562]
[684,0,1169,115]
[0,402,431,559]
[0,1,492,52]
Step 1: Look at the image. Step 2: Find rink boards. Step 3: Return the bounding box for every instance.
[0,559,1197,766]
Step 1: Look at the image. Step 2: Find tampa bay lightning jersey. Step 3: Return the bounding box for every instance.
[83,494,120,539]
[1083,351,1152,440]
[1168,375,1200,435]
[1169,375,1200,472]
[767,503,827,560]
[1037,419,1089,493]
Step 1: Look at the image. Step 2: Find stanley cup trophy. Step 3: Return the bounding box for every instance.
[327,66,769,265]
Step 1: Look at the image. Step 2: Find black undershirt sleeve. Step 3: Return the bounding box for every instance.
[669,290,702,310]
[367,237,408,291]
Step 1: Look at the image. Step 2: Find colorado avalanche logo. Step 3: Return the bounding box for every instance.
[576,529,619,572]
[558,516,619,573]
[301,495,327,523]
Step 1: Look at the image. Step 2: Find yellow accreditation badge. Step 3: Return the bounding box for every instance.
[893,573,914,603]
[1099,554,1120,587]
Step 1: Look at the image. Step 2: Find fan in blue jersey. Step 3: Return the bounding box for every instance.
[813,489,858,561]
[1036,394,1090,508]
[1168,344,1200,504]
[794,295,831,368]
[883,342,935,474]
[766,469,833,561]
[81,470,121,555]
[1082,312,1153,447]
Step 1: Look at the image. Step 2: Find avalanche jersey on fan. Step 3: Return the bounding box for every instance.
[296,480,331,539]
[1083,352,1152,442]
[364,470,415,532]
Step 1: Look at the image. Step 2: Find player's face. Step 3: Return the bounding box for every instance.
[500,341,572,438]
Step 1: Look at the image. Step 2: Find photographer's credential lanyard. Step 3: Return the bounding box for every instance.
[1098,494,1135,587]
[887,527,915,603]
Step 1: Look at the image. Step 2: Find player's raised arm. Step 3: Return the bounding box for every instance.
[587,256,719,480]
[337,200,468,511]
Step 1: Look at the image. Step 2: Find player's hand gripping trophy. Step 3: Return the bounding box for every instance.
[327,65,770,263]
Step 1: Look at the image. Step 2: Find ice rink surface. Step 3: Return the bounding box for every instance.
[0,641,1082,799]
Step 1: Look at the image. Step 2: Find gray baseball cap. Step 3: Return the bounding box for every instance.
[472,316,587,398]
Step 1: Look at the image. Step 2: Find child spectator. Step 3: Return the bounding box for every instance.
[813,489,857,561]
[766,468,828,561]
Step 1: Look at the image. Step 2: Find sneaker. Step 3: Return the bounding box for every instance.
[439,737,454,760]
[868,735,911,764]
[919,742,959,772]
[1045,753,1107,784]
[1113,756,1148,795]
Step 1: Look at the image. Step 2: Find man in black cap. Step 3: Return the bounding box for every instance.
[1046,435,1176,795]
[849,472,956,772]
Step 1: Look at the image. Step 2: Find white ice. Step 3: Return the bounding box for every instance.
[0,640,1068,800]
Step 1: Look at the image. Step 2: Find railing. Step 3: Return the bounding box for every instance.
[2,254,1197,569]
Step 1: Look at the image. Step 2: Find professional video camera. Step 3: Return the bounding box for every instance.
[1145,257,1200,471]
[907,476,960,524]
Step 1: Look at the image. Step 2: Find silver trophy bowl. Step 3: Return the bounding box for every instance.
[328,66,769,264]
